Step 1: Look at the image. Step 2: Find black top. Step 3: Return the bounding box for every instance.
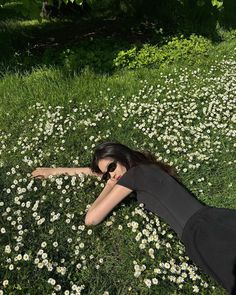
[117,163,205,239]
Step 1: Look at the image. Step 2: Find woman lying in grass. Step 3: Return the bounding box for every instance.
[31,141,236,295]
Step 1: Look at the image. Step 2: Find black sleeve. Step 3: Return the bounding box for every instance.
[116,165,137,190]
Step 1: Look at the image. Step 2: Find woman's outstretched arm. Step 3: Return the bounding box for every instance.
[31,167,103,179]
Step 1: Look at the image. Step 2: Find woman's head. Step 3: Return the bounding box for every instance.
[91,142,166,179]
[90,140,180,182]
[90,141,143,181]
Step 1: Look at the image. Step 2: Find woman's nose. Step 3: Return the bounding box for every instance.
[110,172,116,179]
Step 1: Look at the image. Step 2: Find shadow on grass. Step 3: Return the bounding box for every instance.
[0,15,163,75]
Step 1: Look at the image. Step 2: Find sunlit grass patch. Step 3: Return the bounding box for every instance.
[1,49,235,294]
[0,19,50,30]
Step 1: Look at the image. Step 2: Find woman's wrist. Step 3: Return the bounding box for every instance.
[64,167,89,176]
[54,168,66,175]
[53,167,90,176]
[53,168,74,176]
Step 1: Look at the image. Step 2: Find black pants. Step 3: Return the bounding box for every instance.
[181,206,236,295]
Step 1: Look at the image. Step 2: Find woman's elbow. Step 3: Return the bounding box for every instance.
[85,215,93,226]
[85,212,97,226]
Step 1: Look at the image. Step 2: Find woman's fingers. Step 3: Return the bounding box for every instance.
[31,168,53,179]
[31,174,43,179]
[31,172,39,177]
[31,168,55,179]
[31,169,45,178]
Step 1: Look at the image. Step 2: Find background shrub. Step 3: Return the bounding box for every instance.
[113,34,213,70]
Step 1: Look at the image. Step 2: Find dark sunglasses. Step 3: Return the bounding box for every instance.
[101,161,117,181]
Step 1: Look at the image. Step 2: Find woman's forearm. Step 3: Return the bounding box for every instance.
[56,167,88,176]
[88,181,114,212]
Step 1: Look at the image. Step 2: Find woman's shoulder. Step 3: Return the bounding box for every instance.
[116,163,163,190]
[133,163,161,171]
[124,163,161,176]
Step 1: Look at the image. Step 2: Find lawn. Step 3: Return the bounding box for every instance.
[0,2,236,295]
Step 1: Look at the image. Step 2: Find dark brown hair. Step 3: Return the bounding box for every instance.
[91,140,180,182]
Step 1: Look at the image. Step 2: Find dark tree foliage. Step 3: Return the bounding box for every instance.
[219,0,236,28]
[40,0,91,19]
[4,0,236,31]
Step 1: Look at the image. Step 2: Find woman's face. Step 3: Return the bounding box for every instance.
[98,157,127,181]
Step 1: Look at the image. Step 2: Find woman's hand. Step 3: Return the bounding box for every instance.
[106,178,117,188]
[31,167,59,179]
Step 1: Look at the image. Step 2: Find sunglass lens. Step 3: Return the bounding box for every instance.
[102,162,117,181]
[108,162,117,172]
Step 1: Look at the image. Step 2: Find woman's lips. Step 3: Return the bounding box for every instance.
[117,176,121,180]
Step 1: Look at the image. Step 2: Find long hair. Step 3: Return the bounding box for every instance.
[90,140,180,182]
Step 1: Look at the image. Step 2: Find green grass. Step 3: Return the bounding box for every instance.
[0,2,236,295]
